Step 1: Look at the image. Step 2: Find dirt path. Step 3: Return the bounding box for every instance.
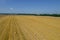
[0,15,60,40]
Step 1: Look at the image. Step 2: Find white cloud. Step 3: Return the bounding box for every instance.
[10,8,13,10]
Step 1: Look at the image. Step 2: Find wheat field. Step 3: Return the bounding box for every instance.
[0,15,60,40]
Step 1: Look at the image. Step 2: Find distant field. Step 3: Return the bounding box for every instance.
[0,15,60,40]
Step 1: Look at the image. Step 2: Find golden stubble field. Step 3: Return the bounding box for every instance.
[0,15,60,40]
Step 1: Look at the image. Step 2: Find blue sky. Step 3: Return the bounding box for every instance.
[0,0,60,14]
